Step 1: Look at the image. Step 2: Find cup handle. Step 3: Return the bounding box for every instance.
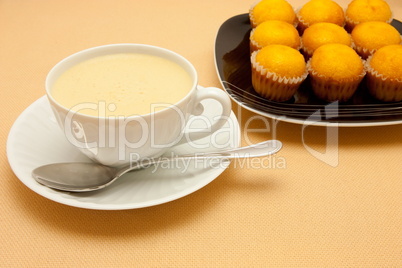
[177,86,232,145]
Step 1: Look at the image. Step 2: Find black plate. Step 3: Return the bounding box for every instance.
[214,14,402,125]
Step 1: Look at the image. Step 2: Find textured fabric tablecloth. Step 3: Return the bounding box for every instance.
[1,0,401,266]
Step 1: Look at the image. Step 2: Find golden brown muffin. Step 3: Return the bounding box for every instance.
[351,21,401,59]
[301,22,352,59]
[345,0,393,31]
[251,45,308,101]
[250,20,301,52]
[296,0,345,34]
[307,43,366,101]
[366,45,402,101]
[249,0,296,28]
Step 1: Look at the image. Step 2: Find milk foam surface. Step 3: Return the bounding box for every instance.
[51,53,193,116]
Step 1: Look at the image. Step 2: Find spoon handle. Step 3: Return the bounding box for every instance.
[179,140,282,159]
[116,140,282,177]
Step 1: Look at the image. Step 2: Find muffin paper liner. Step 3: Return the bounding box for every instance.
[250,36,261,53]
[250,51,308,101]
[300,39,315,59]
[306,58,366,102]
[301,34,353,60]
[249,1,260,28]
[295,10,309,34]
[295,7,346,35]
[345,12,393,32]
[249,28,302,53]
[351,36,402,60]
[365,56,402,102]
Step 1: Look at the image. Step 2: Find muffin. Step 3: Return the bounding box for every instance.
[250,20,301,52]
[251,45,308,101]
[366,45,402,101]
[307,44,366,101]
[301,22,352,59]
[351,21,401,59]
[345,0,393,31]
[296,0,345,34]
[249,0,297,28]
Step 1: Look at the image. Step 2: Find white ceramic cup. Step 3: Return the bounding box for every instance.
[46,44,232,166]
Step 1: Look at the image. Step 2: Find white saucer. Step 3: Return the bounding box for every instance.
[7,90,240,210]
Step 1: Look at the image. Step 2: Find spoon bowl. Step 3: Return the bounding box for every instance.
[33,163,118,192]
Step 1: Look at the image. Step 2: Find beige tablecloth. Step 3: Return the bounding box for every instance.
[1,0,401,266]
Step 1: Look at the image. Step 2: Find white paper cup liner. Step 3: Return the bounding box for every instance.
[352,35,402,60]
[250,28,302,53]
[301,33,353,60]
[345,12,393,32]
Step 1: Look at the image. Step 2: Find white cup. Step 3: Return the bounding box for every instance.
[46,44,232,166]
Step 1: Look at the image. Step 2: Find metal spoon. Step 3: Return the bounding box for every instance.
[32,140,282,192]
